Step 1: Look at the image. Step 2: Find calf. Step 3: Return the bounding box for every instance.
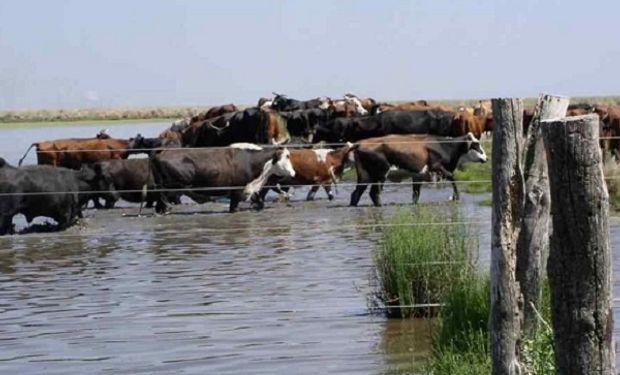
[261,143,356,201]
[349,133,487,206]
[0,159,110,234]
[150,144,296,213]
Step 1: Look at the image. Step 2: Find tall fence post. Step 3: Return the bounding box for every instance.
[517,94,569,334]
[541,114,615,374]
[491,98,524,375]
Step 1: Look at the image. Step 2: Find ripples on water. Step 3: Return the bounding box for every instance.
[0,122,617,374]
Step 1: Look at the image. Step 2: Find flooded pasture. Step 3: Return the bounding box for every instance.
[0,122,618,374]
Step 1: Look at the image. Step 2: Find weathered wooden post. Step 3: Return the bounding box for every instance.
[541,114,615,374]
[491,98,524,375]
[516,94,569,334]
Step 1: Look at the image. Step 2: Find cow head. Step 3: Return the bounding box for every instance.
[271,93,290,111]
[343,95,368,116]
[459,133,488,164]
[270,148,296,178]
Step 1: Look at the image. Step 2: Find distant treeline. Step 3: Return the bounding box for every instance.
[1,96,619,124]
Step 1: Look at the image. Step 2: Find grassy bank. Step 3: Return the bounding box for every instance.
[0,106,211,124]
[374,207,555,374]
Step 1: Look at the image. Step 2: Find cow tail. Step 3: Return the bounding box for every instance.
[18,143,37,166]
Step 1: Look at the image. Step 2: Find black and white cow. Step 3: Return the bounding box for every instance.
[270,93,331,112]
[0,158,111,234]
[150,144,296,213]
[349,132,487,206]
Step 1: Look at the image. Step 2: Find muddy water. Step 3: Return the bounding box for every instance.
[0,122,617,374]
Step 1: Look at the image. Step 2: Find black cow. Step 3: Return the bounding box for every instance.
[150,144,296,214]
[281,108,332,144]
[0,158,111,234]
[94,158,172,209]
[314,110,457,143]
[128,134,182,156]
[270,93,330,112]
[349,133,487,206]
[181,108,289,147]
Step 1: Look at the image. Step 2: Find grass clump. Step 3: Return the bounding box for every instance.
[371,206,478,318]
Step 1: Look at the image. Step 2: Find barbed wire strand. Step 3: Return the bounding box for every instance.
[13,137,493,155]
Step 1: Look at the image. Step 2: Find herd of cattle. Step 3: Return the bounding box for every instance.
[1,93,618,235]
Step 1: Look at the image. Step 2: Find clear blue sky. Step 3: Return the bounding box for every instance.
[1,0,618,110]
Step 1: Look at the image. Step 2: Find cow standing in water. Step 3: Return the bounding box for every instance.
[349,133,487,206]
[0,159,112,235]
[260,143,356,201]
[150,144,296,214]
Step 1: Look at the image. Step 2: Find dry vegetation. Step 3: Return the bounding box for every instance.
[1,96,619,124]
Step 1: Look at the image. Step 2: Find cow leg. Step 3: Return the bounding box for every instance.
[323,185,335,201]
[155,195,172,214]
[0,215,14,235]
[412,177,421,204]
[350,184,368,206]
[306,185,320,201]
[92,197,104,209]
[369,182,383,207]
[251,192,265,210]
[229,191,243,213]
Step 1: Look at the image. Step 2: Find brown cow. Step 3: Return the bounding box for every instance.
[452,110,491,139]
[595,105,620,161]
[18,137,130,169]
[191,104,238,123]
[261,144,356,201]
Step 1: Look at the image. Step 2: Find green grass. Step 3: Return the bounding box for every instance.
[371,206,478,318]
[603,156,620,211]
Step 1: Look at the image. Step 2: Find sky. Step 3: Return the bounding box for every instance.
[1,0,619,110]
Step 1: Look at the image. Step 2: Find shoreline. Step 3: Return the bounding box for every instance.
[0,118,175,129]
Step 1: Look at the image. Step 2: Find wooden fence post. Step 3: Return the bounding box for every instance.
[491,98,524,375]
[541,114,615,374]
[517,94,569,334]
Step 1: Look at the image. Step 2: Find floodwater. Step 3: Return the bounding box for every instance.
[0,121,618,374]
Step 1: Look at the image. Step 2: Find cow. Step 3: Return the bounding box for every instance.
[260,143,356,201]
[180,108,290,147]
[270,93,331,112]
[0,158,111,235]
[150,144,296,214]
[93,158,164,209]
[349,133,487,207]
[128,134,182,157]
[190,104,239,123]
[370,100,453,114]
[314,110,457,143]
[281,108,332,143]
[344,93,376,111]
[18,137,130,169]
[595,105,620,161]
